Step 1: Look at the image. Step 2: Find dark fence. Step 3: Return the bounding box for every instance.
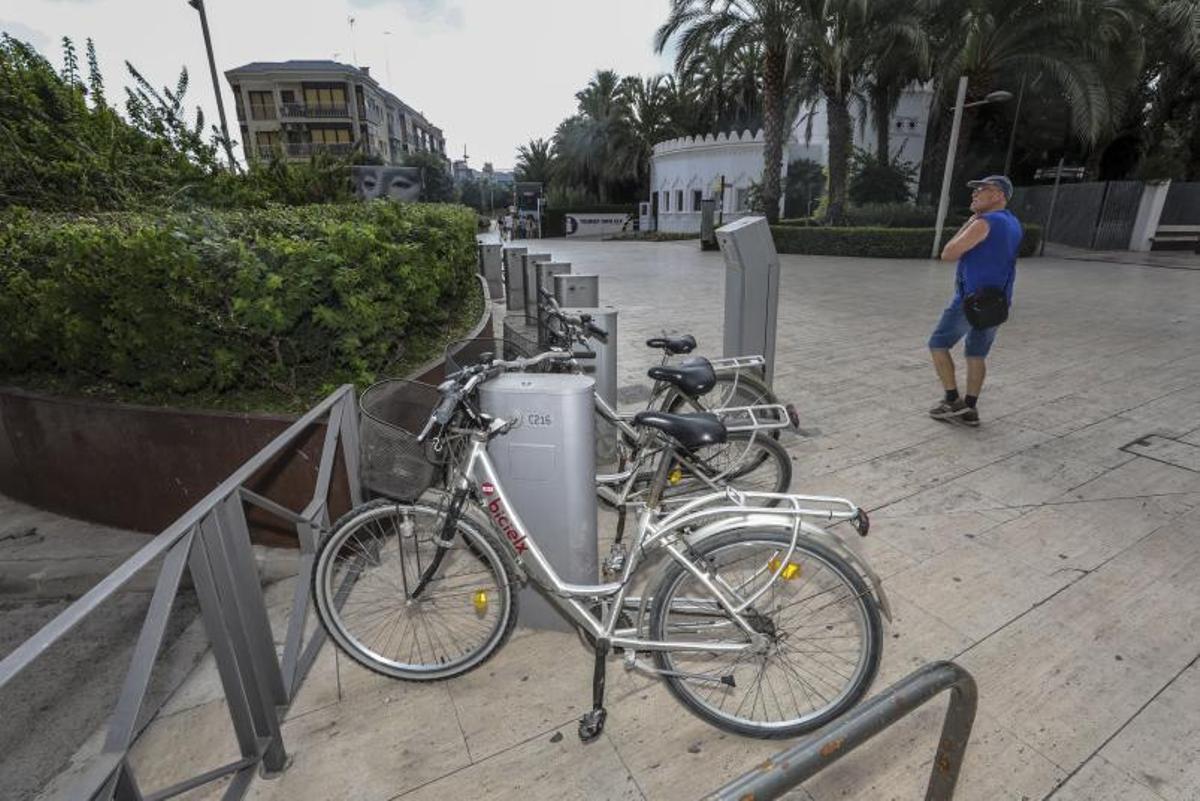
[1010,180,1146,251]
[1160,182,1200,226]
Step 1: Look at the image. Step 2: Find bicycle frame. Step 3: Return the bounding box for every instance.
[446,430,889,655]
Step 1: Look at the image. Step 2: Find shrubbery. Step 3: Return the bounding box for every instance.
[0,202,481,410]
[771,224,1042,258]
[779,204,959,229]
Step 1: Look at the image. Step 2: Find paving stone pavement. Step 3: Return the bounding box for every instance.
[119,238,1200,800]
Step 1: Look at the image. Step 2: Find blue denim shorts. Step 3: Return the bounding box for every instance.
[927,300,999,358]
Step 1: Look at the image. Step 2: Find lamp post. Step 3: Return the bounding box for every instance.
[930,80,1014,258]
[186,0,238,172]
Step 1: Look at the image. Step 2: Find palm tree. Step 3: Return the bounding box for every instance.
[1138,0,1200,176]
[787,0,928,223]
[514,138,553,184]
[550,70,643,202]
[656,1,803,223]
[916,0,1145,201]
[859,0,933,163]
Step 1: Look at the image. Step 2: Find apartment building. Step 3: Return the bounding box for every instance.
[224,60,447,165]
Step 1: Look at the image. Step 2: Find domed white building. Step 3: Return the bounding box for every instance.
[648,86,933,232]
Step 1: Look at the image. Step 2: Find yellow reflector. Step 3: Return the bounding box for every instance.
[668,466,684,485]
[472,590,489,615]
[768,558,802,580]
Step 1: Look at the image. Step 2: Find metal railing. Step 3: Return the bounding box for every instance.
[0,386,362,801]
[280,102,350,119]
[284,142,356,158]
[706,662,978,801]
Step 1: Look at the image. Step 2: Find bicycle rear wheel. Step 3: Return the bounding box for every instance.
[662,431,792,505]
[648,531,882,738]
[312,498,518,681]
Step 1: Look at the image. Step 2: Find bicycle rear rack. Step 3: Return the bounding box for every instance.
[713,403,791,433]
[707,354,766,373]
[705,661,978,801]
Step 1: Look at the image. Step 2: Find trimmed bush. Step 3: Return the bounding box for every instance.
[0,202,481,411]
[771,224,1043,259]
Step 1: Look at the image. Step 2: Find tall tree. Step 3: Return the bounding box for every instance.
[656,1,803,223]
[514,138,553,183]
[788,0,927,223]
[916,0,1144,201]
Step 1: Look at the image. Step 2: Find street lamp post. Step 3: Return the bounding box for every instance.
[930,81,1015,259]
[186,0,238,172]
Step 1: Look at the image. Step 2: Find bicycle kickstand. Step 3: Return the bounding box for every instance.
[578,640,610,743]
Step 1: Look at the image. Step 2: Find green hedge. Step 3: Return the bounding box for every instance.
[0,202,481,411]
[771,225,1043,258]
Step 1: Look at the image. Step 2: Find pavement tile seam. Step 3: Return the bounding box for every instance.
[1041,653,1200,801]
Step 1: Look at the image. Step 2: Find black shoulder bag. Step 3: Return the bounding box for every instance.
[961,269,1014,330]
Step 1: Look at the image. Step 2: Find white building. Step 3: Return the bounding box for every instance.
[649,86,932,232]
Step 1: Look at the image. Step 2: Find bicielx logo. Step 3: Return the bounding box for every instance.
[480,482,527,554]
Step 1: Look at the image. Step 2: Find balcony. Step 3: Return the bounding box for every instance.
[280,103,350,119]
[283,142,356,157]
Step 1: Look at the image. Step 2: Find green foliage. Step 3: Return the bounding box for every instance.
[784,159,825,218]
[0,203,481,410]
[771,224,1042,258]
[403,150,456,202]
[848,149,916,205]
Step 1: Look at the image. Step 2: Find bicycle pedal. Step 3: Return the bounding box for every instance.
[577,708,607,743]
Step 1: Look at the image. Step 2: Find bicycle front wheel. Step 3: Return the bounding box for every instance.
[648,531,882,738]
[312,498,518,681]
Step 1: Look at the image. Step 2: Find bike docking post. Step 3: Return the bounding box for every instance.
[480,243,504,299]
[715,216,781,385]
[478,374,599,631]
[535,262,572,344]
[553,273,600,309]
[501,245,527,313]
[522,253,554,326]
[560,304,619,466]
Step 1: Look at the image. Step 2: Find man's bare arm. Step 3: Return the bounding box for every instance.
[941,217,990,262]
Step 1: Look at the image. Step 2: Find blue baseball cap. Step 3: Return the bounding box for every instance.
[967,175,1013,199]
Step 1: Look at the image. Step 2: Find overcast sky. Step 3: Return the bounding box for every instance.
[5,0,676,168]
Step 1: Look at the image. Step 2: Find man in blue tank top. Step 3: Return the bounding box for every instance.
[927,175,1023,426]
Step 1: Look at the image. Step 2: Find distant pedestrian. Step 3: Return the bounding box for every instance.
[927,175,1023,427]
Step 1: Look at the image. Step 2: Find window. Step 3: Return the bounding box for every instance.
[693,190,703,211]
[247,91,275,121]
[735,187,750,212]
[311,127,352,145]
[280,90,295,104]
[663,191,670,212]
[303,85,347,112]
[675,190,684,213]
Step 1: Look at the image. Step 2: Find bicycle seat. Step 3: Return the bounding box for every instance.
[631,411,727,451]
[647,357,716,398]
[645,334,697,355]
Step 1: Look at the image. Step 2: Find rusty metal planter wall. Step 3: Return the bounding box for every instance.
[0,277,492,545]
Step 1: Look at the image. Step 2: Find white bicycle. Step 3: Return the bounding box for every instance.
[313,352,890,741]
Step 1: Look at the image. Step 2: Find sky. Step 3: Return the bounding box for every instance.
[4,0,677,169]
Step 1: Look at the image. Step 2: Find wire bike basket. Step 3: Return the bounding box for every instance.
[359,379,445,502]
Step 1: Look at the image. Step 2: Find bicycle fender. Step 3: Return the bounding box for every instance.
[682,513,892,622]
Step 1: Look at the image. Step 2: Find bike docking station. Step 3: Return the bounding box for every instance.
[551,275,619,467]
[532,261,572,333]
[501,245,527,313]
[478,373,599,632]
[478,242,503,299]
[716,216,780,385]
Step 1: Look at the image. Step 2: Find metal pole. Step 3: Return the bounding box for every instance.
[189,0,238,172]
[1003,74,1026,177]
[1040,155,1065,257]
[932,76,969,259]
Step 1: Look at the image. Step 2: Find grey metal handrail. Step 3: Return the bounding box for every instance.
[706,661,978,801]
[0,385,362,801]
